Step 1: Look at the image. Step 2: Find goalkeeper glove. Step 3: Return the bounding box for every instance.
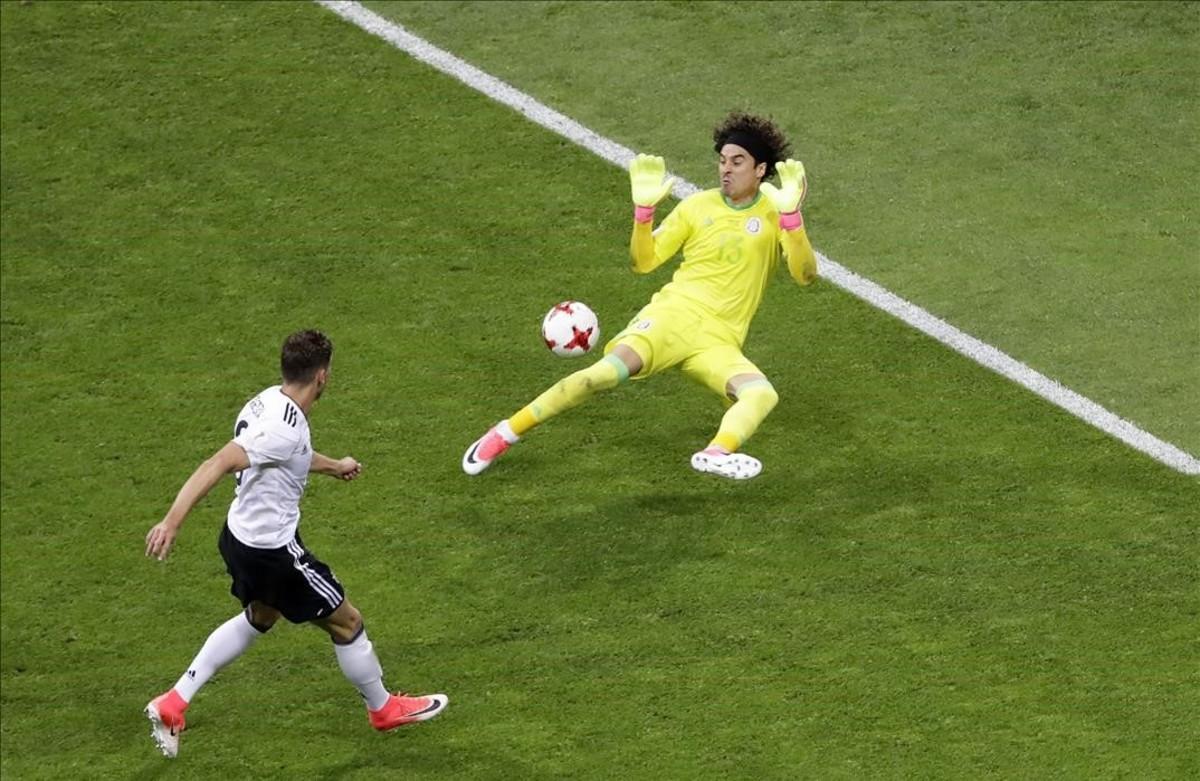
[760,159,807,230]
[629,153,676,223]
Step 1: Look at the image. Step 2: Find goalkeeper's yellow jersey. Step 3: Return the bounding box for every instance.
[636,189,810,345]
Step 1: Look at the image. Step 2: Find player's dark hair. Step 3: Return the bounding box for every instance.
[712,112,792,179]
[280,329,333,384]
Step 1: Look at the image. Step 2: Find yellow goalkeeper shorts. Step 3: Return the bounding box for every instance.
[604,300,764,399]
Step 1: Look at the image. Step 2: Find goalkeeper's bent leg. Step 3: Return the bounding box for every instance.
[708,379,778,453]
[510,354,630,436]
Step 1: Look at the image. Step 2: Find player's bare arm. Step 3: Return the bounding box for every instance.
[144,332,448,757]
[310,452,362,481]
[145,440,251,561]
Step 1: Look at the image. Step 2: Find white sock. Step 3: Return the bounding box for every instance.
[497,419,519,444]
[334,629,390,711]
[174,612,263,702]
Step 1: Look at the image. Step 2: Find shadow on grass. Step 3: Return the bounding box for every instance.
[127,761,173,781]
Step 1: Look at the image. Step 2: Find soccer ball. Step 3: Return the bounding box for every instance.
[541,301,600,357]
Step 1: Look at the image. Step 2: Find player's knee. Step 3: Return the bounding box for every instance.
[568,355,625,394]
[606,345,641,380]
[345,604,364,634]
[740,381,778,413]
[330,624,360,645]
[591,357,626,389]
[245,603,279,633]
[761,383,779,411]
[325,601,363,644]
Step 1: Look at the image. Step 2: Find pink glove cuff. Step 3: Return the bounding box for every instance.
[634,204,656,224]
[779,211,804,231]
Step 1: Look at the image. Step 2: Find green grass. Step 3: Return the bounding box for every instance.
[367,0,1200,455]
[1,2,1197,779]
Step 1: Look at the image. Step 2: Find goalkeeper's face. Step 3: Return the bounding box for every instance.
[718,143,767,204]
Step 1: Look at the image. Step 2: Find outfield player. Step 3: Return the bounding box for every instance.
[463,112,817,480]
[143,330,447,758]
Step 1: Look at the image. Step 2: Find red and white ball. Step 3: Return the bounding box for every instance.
[541,301,600,357]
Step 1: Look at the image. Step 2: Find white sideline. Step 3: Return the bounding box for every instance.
[315,0,1199,476]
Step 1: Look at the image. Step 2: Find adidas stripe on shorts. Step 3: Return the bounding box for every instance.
[218,523,345,623]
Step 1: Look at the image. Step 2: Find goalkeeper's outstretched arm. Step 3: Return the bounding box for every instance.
[628,154,675,274]
[630,220,659,274]
[782,228,817,285]
[761,159,817,285]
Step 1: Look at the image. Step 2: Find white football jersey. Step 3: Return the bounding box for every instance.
[226,385,312,548]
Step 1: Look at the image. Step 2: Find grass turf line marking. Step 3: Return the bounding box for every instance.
[316,0,1200,477]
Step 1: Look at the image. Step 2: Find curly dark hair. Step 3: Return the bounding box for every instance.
[712,112,792,179]
[280,329,333,383]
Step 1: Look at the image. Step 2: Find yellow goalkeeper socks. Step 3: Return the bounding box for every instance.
[510,354,630,436]
[709,379,778,452]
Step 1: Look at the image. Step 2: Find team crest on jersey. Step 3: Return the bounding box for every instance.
[746,217,762,235]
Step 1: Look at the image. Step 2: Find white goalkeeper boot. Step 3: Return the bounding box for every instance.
[690,447,762,480]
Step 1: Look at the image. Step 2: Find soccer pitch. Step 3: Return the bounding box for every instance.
[1,2,1197,779]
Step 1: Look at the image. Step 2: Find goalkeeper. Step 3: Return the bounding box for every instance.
[463,112,817,480]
